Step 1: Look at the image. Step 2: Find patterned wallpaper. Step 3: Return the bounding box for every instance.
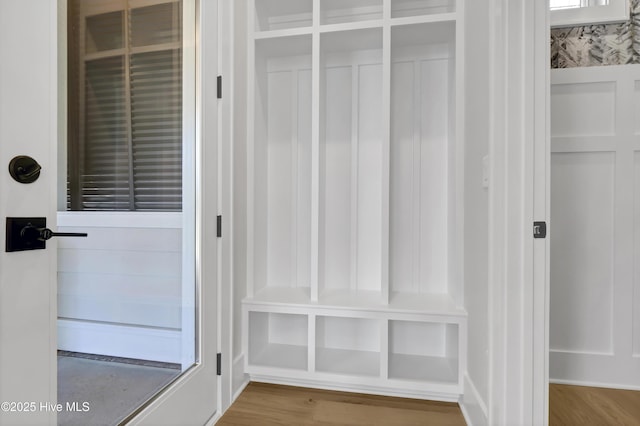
[551,0,640,67]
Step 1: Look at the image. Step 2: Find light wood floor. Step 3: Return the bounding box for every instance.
[219,382,640,425]
[217,382,466,426]
[549,384,640,425]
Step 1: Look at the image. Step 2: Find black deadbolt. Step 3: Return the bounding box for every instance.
[9,155,42,184]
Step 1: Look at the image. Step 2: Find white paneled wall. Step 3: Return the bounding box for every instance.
[550,65,640,388]
[57,212,182,363]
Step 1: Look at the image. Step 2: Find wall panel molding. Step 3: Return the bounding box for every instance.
[551,65,640,387]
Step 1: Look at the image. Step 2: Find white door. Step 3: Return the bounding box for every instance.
[0,1,219,425]
[0,2,58,424]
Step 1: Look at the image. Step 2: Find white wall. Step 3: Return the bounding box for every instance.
[57,212,182,363]
[461,0,490,423]
[550,65,640,389]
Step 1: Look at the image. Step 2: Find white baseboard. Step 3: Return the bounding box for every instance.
[232,354,249,401]
[58,318,181,364]
[460,373,488,426]
[248,374,460,403]
[205,411,222,426]
[549,378,640,392]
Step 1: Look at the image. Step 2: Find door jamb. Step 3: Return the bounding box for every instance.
[487,0,549,424]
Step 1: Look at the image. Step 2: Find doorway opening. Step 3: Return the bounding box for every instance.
[548,3,640,422]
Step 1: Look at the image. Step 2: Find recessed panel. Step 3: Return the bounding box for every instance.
[356,63,383,292]
[266,71,296,288]
[550,82,616,137]
[320,65,353,291]
[550,152,615,354]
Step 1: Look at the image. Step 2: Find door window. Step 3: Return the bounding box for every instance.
[60,1,196,424]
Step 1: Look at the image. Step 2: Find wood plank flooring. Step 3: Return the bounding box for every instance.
[217,382,466,426]
[549,384,640,425]
[219,382,640,425]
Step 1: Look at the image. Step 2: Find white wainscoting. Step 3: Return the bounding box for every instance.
[550,65,640,388]
[57,212,182,363]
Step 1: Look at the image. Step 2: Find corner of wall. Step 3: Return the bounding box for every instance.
[460,373,489,426]
[232,353,249,401]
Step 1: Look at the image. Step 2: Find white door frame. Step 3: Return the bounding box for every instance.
[131,0,223,423]
[487,0,549,424]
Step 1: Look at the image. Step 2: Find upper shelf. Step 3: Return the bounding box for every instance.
[252,0,458,38]
[391,0,455,18]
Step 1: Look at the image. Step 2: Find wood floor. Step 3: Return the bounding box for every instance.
[218,382,640,425]
[549,384,640,426]
[217,382,466,426]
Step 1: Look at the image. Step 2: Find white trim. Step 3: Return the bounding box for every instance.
[180,0,198,373]
[204,412,222,426]
[232,354,250,401]
[549,379,640,391]
[218,0,233,413]
[533,1,551,425]
[57,319,181,364]
[488,0,549,424]
[130,0,220,422]
[460,373,489,426]
[551,0,628,27]
[549,349,615,356]
[57,211,182,228]
[248,375,460,403]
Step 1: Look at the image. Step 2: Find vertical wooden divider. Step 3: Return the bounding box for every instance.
[246,0,256,298]
[380,318,389,379]
[308,314,317,373]
[311,0,321,302]
[381,0,391,304]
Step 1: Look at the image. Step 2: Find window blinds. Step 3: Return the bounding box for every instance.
[69,0,183,211]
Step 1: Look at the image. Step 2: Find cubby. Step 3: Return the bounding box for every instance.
[320,0,383,25]
[248,311,308,371]
[245,0,465,401]
[319,28,383,300]
[254,0,313,32]
[315,316,380,377]
[389,21,458,302]
[388,320,459,384]
[252,35,312,301]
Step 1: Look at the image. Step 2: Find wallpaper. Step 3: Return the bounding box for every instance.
[550,0,640,68]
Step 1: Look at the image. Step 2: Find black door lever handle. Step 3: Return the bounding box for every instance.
[6,217,88,252]
[21,224,88,241]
